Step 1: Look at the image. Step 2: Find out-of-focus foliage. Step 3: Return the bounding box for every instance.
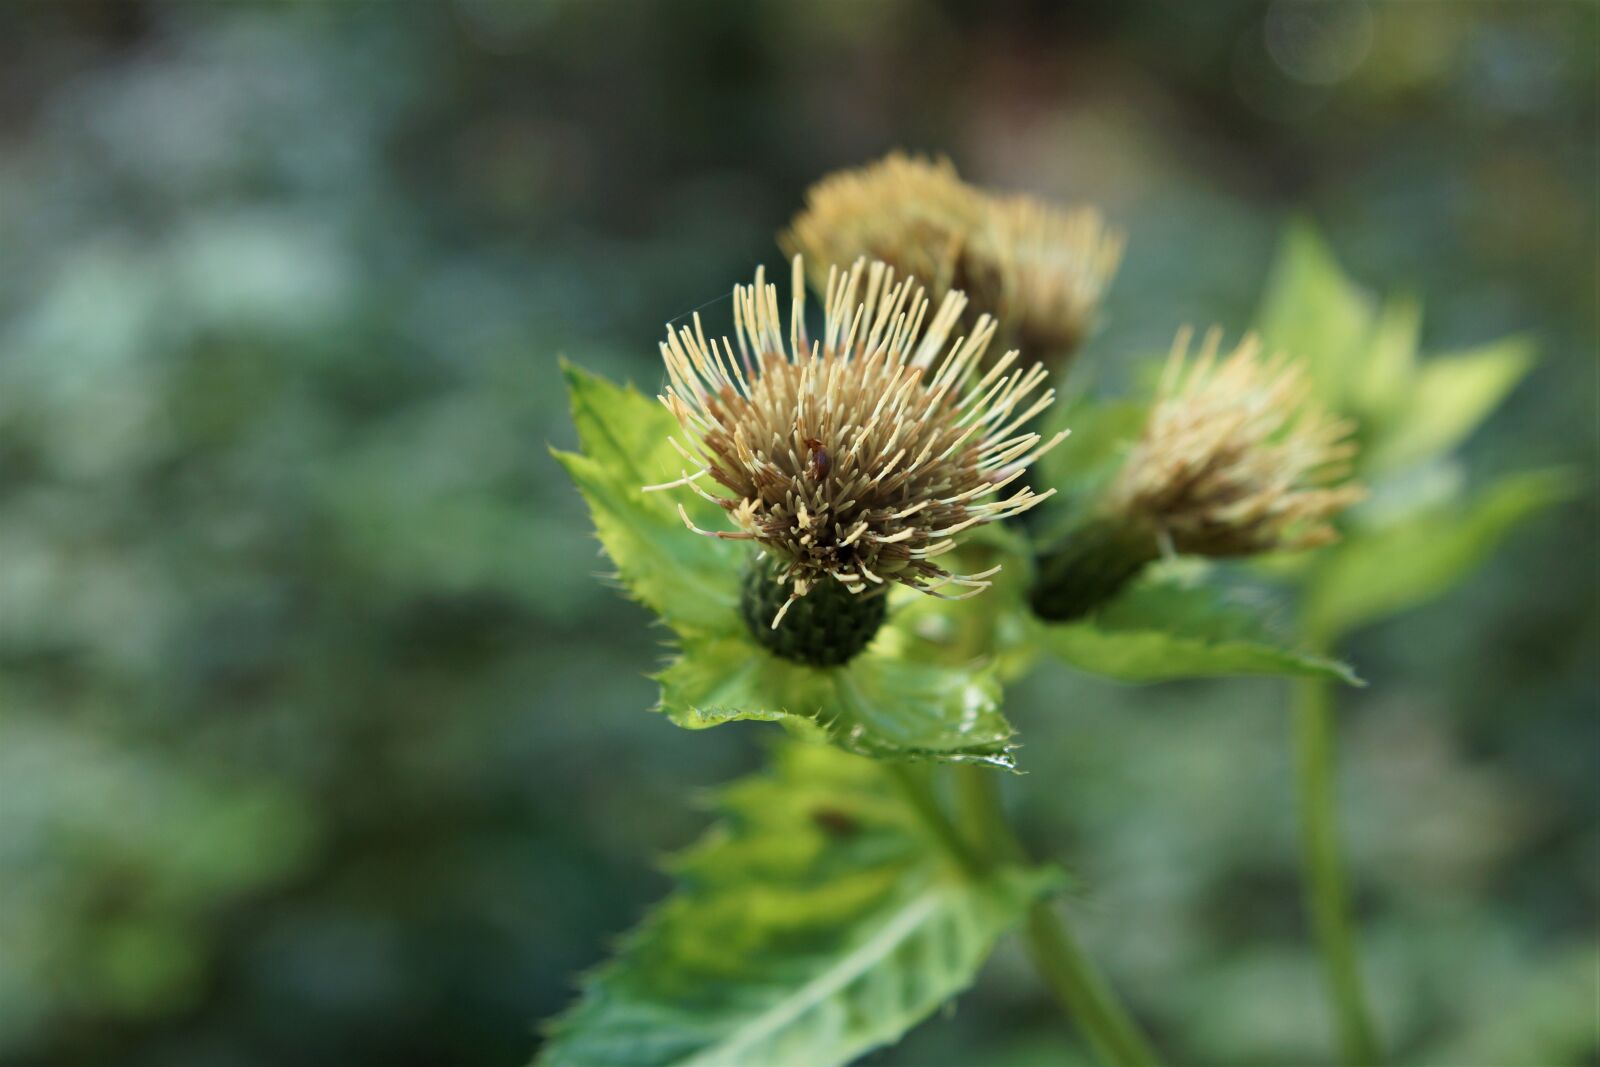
[1253,226,1576,644]
[0,1,1592,1065]
[1304,469,1574,639]
[540,740,1054,1067]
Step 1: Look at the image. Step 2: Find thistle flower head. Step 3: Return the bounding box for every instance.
[1102,328,1365,558]
[647,255,1066,627]
[783,153,987,305]
[784,152,1123,365]
[987,194,1125,360]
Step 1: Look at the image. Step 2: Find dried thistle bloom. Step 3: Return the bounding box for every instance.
[1031,328,1364,622]
[783,153,988,311]
[646,255,1066,638]
[1104,327,1366,557]
[784,152,1124,366]
[987,194,1125,361]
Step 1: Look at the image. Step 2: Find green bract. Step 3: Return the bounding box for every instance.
[539,740,1057,1067]
[552,362,1017,766]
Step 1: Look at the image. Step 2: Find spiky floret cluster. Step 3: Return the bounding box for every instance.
[647,255,1066,627]
[782,154,984,306]
[783,152,1124,364]
[1103,327,1365,557]
[987,194,1126,359]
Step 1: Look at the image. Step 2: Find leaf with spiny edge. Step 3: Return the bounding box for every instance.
[553,362,743,637]
[537,740,1059,1067]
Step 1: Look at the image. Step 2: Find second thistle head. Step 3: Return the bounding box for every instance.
[784,152,1125,369]
[1031,328,1365,621]
[647,256,1066,663]
[1104,327,1366,558]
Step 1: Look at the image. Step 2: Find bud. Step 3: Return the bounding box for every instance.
[1031,328,1365,621]
[742,552,887,666]
[645,255,1066,651]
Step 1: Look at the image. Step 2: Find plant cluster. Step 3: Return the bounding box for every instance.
[543,154,1565,1067]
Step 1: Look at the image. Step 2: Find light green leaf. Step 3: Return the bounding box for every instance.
[1254,222,1375,407]
[538,741,1055,1067]
[658,634,1016,767]
[1347,293,1421,430]
[1304,469,1574,639]
[1362,336,1534,474]
[1422,942,1600,1067]
[1254,225,1533,475]
[554,362,741,636]
[1033,563,1359,684]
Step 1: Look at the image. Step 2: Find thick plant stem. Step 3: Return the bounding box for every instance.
[955,767,1161,1067]
[1294,670,1381,1065]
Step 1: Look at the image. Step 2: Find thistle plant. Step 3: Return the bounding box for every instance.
[542,162,1560,1067]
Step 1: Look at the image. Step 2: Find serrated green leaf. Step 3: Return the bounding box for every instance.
[1033,562,1359,684]
[554,363,742,636]
[657,634,1015,766]
[1362,336,1534,474]
[1304,469,1574,639]
[538,742,1055,1067]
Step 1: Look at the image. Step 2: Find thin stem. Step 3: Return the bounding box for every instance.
[1293,669,1381,1065]
[956,766,1161,1067]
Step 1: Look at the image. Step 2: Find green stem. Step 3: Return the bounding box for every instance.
[955,767,1161,1067]
[882,761,983,877]
[1294,667,1381,1065]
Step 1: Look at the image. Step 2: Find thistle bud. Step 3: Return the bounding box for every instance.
[986,194,1125,365]
[1031,328,1365,621]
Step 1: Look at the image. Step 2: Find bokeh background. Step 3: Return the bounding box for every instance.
[0,1,1594,1065]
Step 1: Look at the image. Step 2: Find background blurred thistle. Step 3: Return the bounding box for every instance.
[646,255,1064,659]
[784,152,1124,368]
[1033,328,1365,620]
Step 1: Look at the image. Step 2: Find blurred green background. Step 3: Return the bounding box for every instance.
[0,2,1594,1065]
